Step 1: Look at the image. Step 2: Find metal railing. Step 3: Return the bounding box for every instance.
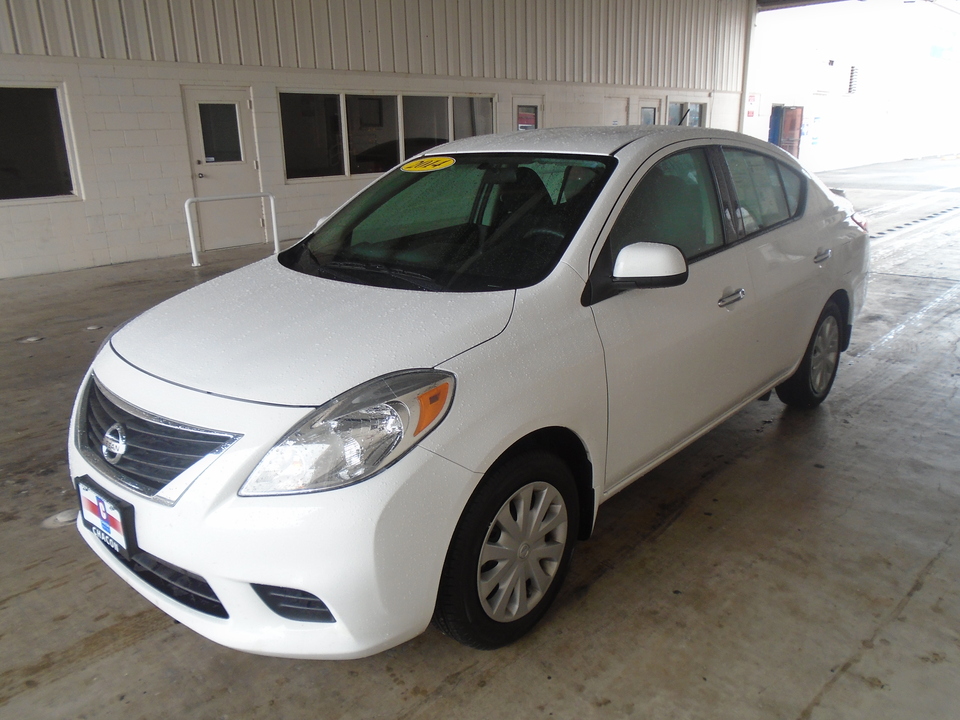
[184,192,280,267]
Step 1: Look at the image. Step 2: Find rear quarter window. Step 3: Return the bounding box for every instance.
[779,164,804,216]
[722,148,804,235]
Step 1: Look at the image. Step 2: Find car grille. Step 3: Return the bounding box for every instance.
[78,377,239,497]
[99,540,229,618]
[252,584,336,623]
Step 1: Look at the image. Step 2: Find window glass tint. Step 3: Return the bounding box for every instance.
[607,149,723,261]
[0,87,73,200]
[779,164,804,216]
[198,104,242,162]
[279,93,344,179]
[402,96,448,159]
[723,148,792,234]
[281,154,614,292]
[346,95,399,174]
[453,97,494,139]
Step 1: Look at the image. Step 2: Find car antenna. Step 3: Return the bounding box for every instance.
[677,109,689,126]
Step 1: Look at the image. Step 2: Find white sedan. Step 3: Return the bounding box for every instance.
[70,126,868,659]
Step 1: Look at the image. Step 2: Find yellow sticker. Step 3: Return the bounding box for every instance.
[401,156,456,173]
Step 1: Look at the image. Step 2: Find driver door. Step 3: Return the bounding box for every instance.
[589,146,762,492]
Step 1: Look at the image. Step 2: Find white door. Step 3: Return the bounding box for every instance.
[603,97,629,127]
[594,248,759,490]
[637,98,661,125]
[590,146,763,491]
[183,87,265,251]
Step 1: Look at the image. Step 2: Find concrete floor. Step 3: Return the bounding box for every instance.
[1,157,959,719]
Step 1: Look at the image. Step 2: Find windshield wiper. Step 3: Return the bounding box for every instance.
[325,260,442,291]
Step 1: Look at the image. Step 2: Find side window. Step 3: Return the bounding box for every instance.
[606,148,724,262]
[0,87,74,201]
[723,148,802,235]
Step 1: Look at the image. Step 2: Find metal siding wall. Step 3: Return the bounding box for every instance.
[0,0,751,92]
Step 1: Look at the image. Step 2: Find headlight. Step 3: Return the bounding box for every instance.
[239,370,455,496]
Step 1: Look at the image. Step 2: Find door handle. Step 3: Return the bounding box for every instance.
[718,288,746,308]
[814,248,832,264]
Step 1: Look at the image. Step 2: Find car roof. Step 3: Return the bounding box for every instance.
[430,125,772,158]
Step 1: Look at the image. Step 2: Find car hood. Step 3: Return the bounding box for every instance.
[109,258,514,406]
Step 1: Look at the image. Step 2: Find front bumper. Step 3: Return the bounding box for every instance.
[69,351,480,659]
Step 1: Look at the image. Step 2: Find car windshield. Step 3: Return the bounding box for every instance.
[280,153,615,292]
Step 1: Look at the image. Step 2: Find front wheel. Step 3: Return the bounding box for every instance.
[433,452,579,649]
[776,300,843,409]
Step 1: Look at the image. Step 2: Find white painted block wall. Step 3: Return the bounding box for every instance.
[0,53,738,278]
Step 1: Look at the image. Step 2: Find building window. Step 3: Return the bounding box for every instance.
[640,107,657,125]
[346,95,399,175]
[280,92,494,179]
[401,96,449,159]
[685,103,704,127]
[453,97,494,140]
[667,102,706,127]
[279,93,344,179]
[0,87,73,201]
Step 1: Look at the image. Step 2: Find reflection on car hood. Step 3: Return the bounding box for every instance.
[110,258,514,406]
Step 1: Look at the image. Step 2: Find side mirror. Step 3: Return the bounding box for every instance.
[613,242,688,288]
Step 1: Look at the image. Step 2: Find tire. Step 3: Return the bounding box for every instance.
[775,300,843,409]
[433,452,579,649]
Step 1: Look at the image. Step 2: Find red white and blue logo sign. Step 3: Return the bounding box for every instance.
[78,482,126,551]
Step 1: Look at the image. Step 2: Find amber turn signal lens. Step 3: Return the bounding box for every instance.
[414,382,450,436]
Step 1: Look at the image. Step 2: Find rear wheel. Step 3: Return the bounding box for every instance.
[776,300,843,409]
[433,452,578,649]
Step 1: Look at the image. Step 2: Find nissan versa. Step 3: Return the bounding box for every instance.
[70,126,868,659]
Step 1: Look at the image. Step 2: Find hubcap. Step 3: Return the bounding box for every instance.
[810,315,840,396]
[477,481,569,623]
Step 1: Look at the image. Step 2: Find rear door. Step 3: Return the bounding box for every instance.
[719,146,829,383]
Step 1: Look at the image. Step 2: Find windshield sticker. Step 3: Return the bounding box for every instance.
[401,157,456,173]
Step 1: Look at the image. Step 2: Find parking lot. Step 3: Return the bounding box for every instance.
[1,156,959,719]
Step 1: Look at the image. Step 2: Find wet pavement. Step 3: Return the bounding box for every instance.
[1,157,958,719]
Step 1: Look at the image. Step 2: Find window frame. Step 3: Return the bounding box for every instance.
[0,82,80,206]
